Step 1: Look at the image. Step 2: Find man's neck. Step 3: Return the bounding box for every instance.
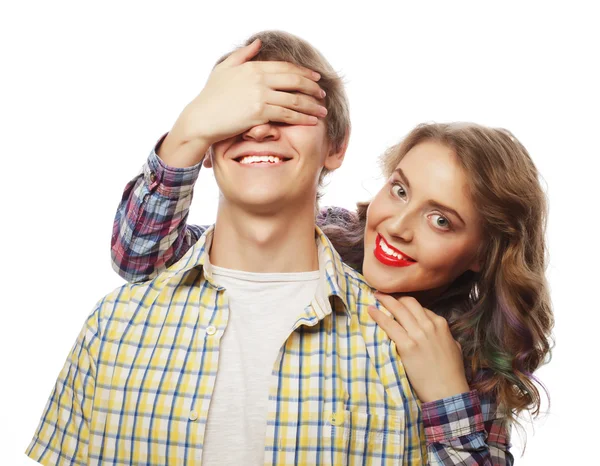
[210,201,319,273]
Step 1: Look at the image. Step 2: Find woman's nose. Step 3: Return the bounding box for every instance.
[386,210,414,243]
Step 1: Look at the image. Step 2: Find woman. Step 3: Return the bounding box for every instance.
[320,123,553,449]
[111,120,553,464]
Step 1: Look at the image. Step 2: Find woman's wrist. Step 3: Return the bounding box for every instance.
[420,380,471,403]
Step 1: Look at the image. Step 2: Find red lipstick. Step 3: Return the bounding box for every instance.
[373,234,416,267]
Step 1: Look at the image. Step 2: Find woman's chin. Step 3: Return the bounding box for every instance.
[375,284,406,294]
[363,258,420,293]
[363,272,433,298]
[365,275,411,294]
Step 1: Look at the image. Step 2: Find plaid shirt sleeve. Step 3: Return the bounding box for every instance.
[26,310,99,465]
[111,133,207,283]
[422,390,514,465]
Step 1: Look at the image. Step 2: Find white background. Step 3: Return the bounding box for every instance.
[1,1,598,464]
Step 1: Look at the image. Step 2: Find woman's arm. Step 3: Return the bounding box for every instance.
[111,135,352,283]
[111,133,207,283]
[369,295,514,465]
[423,390,513,465]
[112,41,327,283]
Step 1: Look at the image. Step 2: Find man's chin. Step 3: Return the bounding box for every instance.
[224,193,292,214]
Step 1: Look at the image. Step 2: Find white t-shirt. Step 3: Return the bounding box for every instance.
[201,260,320,465]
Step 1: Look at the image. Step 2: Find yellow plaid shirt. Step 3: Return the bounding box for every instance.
[27,226,427,465]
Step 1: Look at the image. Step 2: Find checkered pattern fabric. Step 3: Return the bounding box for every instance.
[29,135,513,465]
[29,226,432,464]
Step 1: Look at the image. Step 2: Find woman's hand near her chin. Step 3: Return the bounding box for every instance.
[368,292,471,403]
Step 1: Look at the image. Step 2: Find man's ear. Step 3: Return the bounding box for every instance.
[323,131,350,171]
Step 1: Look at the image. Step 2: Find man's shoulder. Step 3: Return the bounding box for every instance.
[339,261,371,292]
[329,261,417,409]
[91,260,208,338]
[316,223,374,309]
[99,225,213,330]
[333,261,379,313]
[83,283,136,334]
[86,279,163,338]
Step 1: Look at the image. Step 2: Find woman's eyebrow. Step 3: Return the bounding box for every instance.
[395,168,466,225]
[394,168,410,188]
[428,201,466,225]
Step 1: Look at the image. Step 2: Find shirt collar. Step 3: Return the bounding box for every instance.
[314,225,352,319]
[155,224,352,318]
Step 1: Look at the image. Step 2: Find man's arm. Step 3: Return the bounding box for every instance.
[423,391,514,465]
[26,312,99,466]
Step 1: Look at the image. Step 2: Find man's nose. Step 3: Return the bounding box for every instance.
[242,123,280,142]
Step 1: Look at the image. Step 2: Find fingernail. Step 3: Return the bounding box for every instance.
[321,89,326,98]
[319,107,328,117]
[313,72,321,80]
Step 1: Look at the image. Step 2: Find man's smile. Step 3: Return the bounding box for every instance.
[233,151,292,166]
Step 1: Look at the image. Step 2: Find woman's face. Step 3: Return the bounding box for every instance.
[363,140,483,300]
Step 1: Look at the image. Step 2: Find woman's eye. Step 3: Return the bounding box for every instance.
[429,214,451,230]
[391,182,407,199]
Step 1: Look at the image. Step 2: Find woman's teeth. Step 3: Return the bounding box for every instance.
[379,237,412,261]
[239,155,283,164]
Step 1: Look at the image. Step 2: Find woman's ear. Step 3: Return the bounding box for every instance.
[469,261,482,273]
[202,151,213,168]
[469,241,486,273]
[469,251,483,273]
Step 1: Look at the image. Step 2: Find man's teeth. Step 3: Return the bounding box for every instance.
[239,155,283,164]
[379,237,411,261]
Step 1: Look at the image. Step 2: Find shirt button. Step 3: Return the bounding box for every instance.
[206,325,217,335]
[189,410,198,421]
[149,171,157,182]
[330,412,344,426]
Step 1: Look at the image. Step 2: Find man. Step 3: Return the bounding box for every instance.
[27,31,426,465]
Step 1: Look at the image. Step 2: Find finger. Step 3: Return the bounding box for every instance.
[223,39,262,67]
[374,293,422,336]
[252,61,321,81]
[423,307,451,332]
[266,91,327,118]
[396,296,434,329]
[367,306,410,346]
[263,74,326,100]
[262,105,319,126]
